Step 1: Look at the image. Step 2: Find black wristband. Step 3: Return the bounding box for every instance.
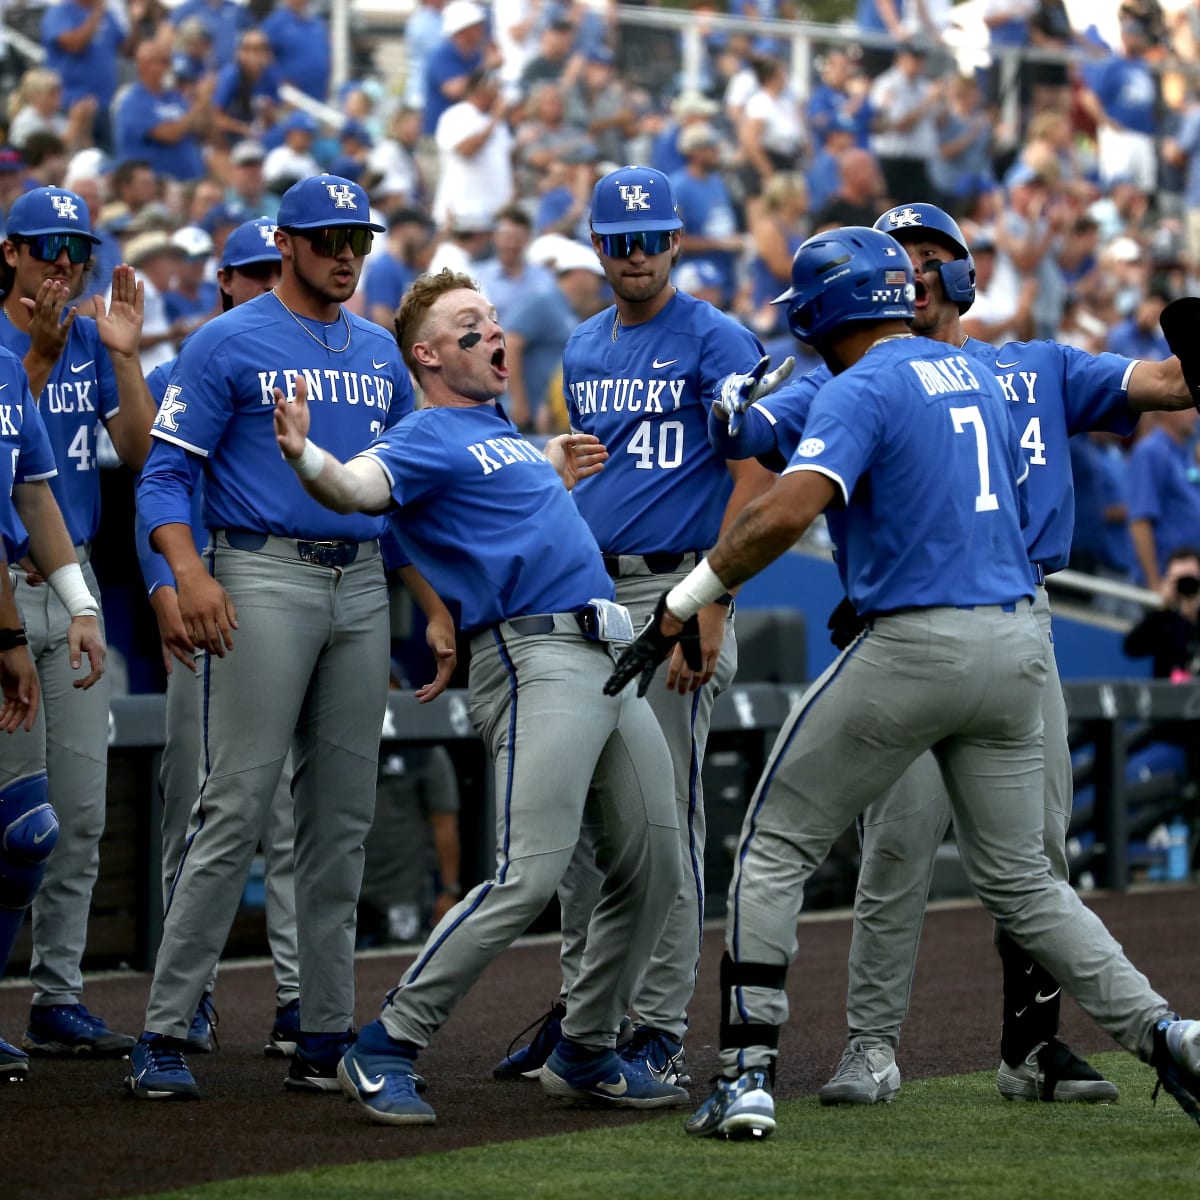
[715,593,735,607]
[0,627,28,651]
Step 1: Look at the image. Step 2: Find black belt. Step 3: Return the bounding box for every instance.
[224,529,365,568]
[1033,562,1046,586]
[505,611,596,638]
[602,551,702,579]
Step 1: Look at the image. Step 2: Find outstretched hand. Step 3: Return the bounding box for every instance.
[21,279,77,365]
[603,592,702,698]
[544,432,608,490]
[713,354,796,435]
[89,264,144,357]
[273,375,311,458]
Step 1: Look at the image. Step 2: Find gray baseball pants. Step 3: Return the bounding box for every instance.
[1,554,111,1007]
[160,656,299,1006]
[145,532,389,1038]
[721,603,1168,1075]
[845,585,1072,1045]
[378,622,680,1051]
[556,563,736,1041]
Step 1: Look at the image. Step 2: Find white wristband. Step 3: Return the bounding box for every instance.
[285,439,325,481]
[47,563,100,618]
[666,559,727,621]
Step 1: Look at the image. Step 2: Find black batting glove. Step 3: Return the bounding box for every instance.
[1160,297,1200,411]
[603,592,703,698]
[826,595,866,650]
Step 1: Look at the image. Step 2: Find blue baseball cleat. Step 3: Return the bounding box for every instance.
[493,1001,566,1081]
[1152,1014,1200,1126]
[186,992,218,1054]
[286,1028,358,1092]
[24,1004,137,1057]
[540,1040,689,1108]
[1,1034,29,1083]
[126,1033,201,1100]
[338,1042,435,1125]
[264,998,300,1057]
[686,1069,776,1139]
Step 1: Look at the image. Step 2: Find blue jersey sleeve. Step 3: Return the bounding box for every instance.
[13,388,58,484]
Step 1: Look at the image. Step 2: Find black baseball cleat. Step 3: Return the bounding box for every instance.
[996,1038,1118,1102]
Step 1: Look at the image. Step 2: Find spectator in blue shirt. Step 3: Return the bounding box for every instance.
[1069,431,1135,581]
[262,0,332,103]
[806,48,872,150]
[41,0,129,150]
[1165,88,1200,276]
[1127,409,1200,590]
[671,123,743,306]
[364,207,435,329]
[211,28,282,150]
[422,0,497,137]
[115,40,213,183]
[1107,291,1171,361]
[170,0,253,67]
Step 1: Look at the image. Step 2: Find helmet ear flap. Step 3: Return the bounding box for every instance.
[937,255,976,311]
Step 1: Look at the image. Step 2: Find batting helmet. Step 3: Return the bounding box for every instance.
[772,226,915,345]
[873,202,976,312]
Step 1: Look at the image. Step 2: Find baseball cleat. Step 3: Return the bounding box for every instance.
[186,992,218,1054]
[619,1025,690,1086]
[285,1029,358,1093]
[23,1004,137,1057]
[264,998,300,1057]
[126,1033,200,1100]
[686,1069,776,1139]
[493,1001,566,1081]
[818,1037,901,1105]
[1151,1014,1200,1126]
[338,1043,435,1125]
[540,1041,689,1109]
[1,1034,29,1083]
[997,1038,1118,1102]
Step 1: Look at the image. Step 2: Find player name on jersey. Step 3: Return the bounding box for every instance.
[255,368,395,408]
[907,354,982,396]
[568,377,686,416]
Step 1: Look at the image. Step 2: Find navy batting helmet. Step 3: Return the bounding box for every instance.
[773,226,915,345]
[873,202,976,312]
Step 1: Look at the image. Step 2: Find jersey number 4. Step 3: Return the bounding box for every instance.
[950,405,1000,513]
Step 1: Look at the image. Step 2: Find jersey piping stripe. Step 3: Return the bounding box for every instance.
[780,462,847,505]
[728,637,865,1070]
[403,628,519,985]
[151,428,211,458]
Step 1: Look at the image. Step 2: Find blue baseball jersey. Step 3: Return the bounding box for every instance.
[0,316,119,556]
[360,403,614,635]
[713,335,1140,572]
[564,290,764,554]
[0,347,59,559]
[785,336,1032,614]
[137,292,412,543]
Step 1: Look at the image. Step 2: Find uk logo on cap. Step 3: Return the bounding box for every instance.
[326,183,358,210]
[590,165,683,236]
[50,194,79,221]
[276,174,385,232]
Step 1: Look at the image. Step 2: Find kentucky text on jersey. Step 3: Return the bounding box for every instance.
[43,381,97,413]
[568,376,687,415]
[465,436,548,474]
[254,369,394,408]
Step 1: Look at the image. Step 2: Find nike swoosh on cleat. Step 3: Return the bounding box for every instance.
[595,1074,629,1096]
[651,358,678,369]
[32,828,53,843]
[1014,1006,1028,1018]
[352,1061,386,1094]
[371,358,389,369]
[70,360,94,374]
[1034,989,1061,1004]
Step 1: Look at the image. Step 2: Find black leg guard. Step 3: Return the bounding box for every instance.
[719,951,787,1082]
[997,927,1062,1066]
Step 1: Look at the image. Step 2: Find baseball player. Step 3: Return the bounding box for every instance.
[134,217,302,1057]
[709,203,1195,1107]
[494,164,781,1089]
[274,268,686,1125]
[0,186,153,1058]
[606,225,1200,1140]
[128,175,452,1101]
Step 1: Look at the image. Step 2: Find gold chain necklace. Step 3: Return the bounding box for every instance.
[866,332,915,353]
[271,288,352,353]
[611,309,620,342]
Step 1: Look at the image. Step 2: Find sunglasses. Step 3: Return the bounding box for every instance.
[295,226,374,257]
[13,234,93,264]
[597,229,675,259]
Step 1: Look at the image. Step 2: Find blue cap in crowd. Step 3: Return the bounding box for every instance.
[280,110,320,138]
[674,260,723,294]
[340,119,372,146]
[221,217,282,269]
[589,165,682,235]
[276,174,384,231]
[5,186,101,243]
[201,200,250,234]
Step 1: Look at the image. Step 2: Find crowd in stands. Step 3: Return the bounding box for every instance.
[0,0,1198,676]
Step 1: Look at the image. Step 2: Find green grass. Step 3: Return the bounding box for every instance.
[146,1054,1200,1200]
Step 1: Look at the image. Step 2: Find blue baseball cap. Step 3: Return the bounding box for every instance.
[276,174,385,231]
[280,110,320,137]
[200,200,250,234]
[221,217,282,269]
[340,119,372,146]
[590,165,682,235]
[5,186,101,244]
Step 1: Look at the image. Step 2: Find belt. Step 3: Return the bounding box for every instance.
[500,612,593,638]
[867,601,1020,622]
[221,529,379,568]
[602,551,702,579]
[1032,562,1046,586]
